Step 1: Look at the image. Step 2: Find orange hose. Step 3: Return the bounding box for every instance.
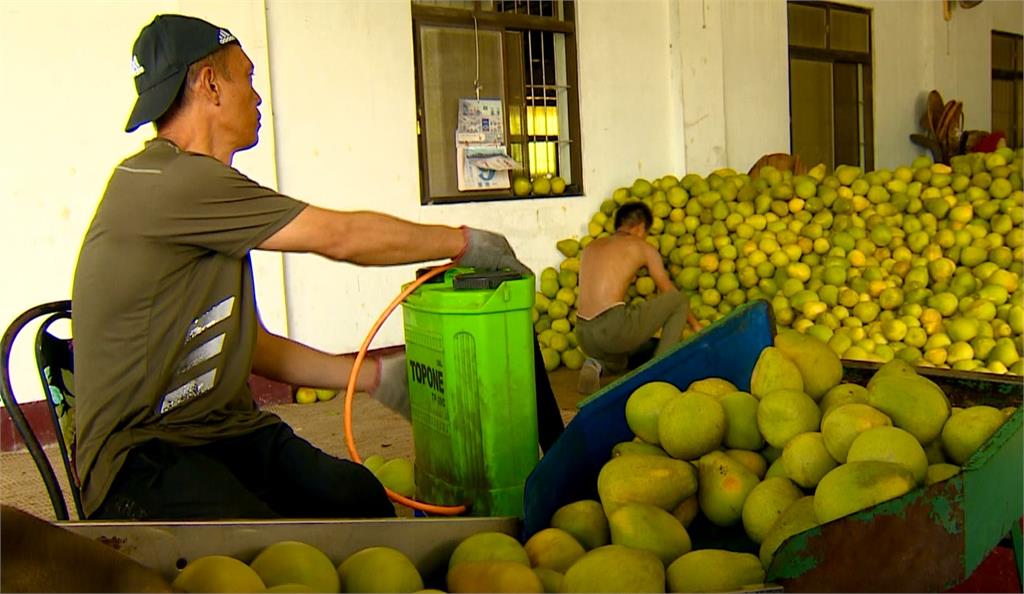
[344,262,467,516]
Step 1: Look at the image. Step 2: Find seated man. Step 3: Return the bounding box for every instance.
[72,14,559,522]
[574,202,689,394]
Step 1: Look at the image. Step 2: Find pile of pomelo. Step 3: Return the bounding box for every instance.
[535,147,1023,375]
[515,330,1018,593]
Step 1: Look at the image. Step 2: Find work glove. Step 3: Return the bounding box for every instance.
[456,226,533,277]
[369,351,411,421]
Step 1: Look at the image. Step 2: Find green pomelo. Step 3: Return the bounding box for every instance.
[561,545,665,593]
[846,426,929,484]
[524,528,585,573]
[773,330,843,400]
[782,432,838,488]
[448,532,529,570]
[720,391,764,450]
[759,496,818,570]
[250,541,339,593]
[667,550,765,593]
[608,503,692,566]
[686,377,738,398]
[698,450,761,527]
[742,476,803,544]
[658,391,726,460]
[611,440,669,458]
[820,383,870,417]
[813,461,917,525]
[338,547,424,593]
[820,403,893,462]
[757,388,821,448]
[940,405,1007,465]
[550,499,609,550]
[867,374,950,444]
[750,347,804,398]
[597,454,697,515]
[173,555,265,593]
[447,561,542,593]
[625,381,683,445]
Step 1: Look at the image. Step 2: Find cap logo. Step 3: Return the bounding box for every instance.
[130,54,145,77]
[218,29,236,44]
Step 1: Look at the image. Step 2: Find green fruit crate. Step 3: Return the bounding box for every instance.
[62,516,517,587]
[523,299,1023,592]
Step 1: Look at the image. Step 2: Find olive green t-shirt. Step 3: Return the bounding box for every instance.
[72,138,307,516]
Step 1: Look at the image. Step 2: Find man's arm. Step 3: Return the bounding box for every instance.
[644,243,678,294]
[251,319,377,392]
[259,206,464,266]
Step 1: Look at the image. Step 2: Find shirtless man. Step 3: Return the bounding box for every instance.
[575,202,690,394]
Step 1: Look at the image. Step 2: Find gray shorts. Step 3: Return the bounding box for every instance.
[575,291,689,372]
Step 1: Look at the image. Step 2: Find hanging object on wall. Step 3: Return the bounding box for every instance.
[944,0,984,21]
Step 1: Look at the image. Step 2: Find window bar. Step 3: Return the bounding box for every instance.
[526,27,536,177]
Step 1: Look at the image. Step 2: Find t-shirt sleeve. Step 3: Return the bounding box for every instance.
[139,154,307,258]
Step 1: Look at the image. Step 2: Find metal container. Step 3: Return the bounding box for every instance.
[62,516,518,587]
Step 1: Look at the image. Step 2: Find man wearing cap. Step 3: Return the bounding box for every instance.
[72,14,547,520]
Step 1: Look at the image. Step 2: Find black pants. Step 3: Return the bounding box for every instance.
[534,336,565,454]
[90,423,395,520]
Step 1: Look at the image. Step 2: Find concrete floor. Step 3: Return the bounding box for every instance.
[0,367,603,521]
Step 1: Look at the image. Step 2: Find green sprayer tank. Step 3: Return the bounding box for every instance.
[402,267,539,517]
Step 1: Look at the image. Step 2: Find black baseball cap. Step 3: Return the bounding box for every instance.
[125,14,240,133]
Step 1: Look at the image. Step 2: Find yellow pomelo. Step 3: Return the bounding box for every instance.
[658,391,727,460]
[338,547,423,593]
[524,528,585,573]
[250,541,339,593]
[924,439,947,464]
[940,405,1007,465]
[846,426,929,484]
[867,374,950,444]
[819,383,869,418]
[820,403,893,462]
[759,496,818,570]
[611,440,669,458]
[750,347,804,398]
[698,450,761,527]
[597,454,697,515]
[625,381,683,445]
[667,550,765,593]
[720,391,764,450]
[773,330,843,400]
[757,388,821,448]
[741,476,803,545]
[550,499,609,550]
[448,532,529,570]
[608,502,692,566]
[764,457,787,479]
[726,449,768,478]
[925,463,962,485]
[782,432,838,488]
[172,555,265,593]
[447,561,542,593]
[532,567,563,593]
[686,377,738,398]
[814,461,917,524]
[561,545,665,593]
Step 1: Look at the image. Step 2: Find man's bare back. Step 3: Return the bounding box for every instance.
[577,229,677,319]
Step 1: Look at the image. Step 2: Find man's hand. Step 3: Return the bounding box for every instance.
[369,351,411,421]
[456,226,533,276]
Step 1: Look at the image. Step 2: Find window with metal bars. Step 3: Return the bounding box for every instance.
[412,0,582,204]
[787,1,874,172]
[992,31,1023,149]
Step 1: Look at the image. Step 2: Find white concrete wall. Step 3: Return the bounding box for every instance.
[1,0,1014,402]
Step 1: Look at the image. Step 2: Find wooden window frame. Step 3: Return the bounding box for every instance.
[412,2,583,205]
[991,30,1023,149]
[787,1,875,171]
